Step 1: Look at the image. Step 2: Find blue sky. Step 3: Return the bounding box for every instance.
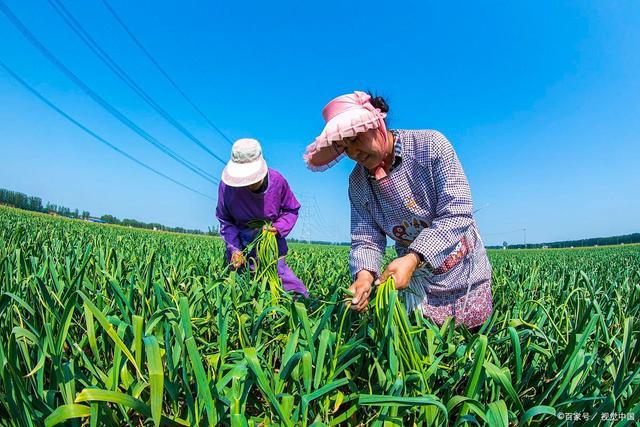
[1,0,638,245]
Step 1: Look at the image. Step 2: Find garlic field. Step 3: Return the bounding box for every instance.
[0,205,638,426]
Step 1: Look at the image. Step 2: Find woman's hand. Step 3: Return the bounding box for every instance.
[231,250,245,268]
[262,225,278,235]
[375,252,421,290]
[347,270,375,312]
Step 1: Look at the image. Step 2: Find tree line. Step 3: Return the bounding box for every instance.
[0,187,218,236]
[487,233,640,249]
[98,214,218,236]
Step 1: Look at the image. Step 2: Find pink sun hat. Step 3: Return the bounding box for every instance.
[222,138,268,187]
[304,91,389,175]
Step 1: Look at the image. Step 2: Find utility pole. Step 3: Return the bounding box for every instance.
[301,201,311,244]
[294,192,313,244]
[523,228,527,249]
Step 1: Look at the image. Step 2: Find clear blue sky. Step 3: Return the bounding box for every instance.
[1,0,638,245]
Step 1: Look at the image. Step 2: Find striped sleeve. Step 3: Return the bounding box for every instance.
[408,131,474,270]
[348,181,386,278]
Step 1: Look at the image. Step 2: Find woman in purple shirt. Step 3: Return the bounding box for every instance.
[216,138,308,297]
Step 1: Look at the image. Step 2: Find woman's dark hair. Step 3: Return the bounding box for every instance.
[368,91,389,113]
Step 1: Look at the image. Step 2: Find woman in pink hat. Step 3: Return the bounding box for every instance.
[217,138,308,297]
[304,92,492,328]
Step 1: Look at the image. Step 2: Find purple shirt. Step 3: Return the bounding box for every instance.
[216,168,300,258]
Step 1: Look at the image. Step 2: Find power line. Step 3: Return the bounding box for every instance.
[473,202,490,214]
[0,59,214,201]
[0,0,219,185]
[47,0,228,164]
[100,0,233,146]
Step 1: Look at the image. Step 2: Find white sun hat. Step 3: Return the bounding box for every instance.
[221,138,268,187]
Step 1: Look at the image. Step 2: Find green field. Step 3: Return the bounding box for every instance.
[0,205,638,426]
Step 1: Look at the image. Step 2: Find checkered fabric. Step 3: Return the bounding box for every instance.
[348,130,493,327]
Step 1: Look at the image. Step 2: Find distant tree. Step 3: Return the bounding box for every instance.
[503,241,508,248]
[122,218,145,228]
[0,188,41,211]
[29,196,43,211]
[81,210,90,219]
[45,202,57,213]
[14,192,25,209]
[100,214,120,224]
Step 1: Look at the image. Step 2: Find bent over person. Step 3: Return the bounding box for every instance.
[217,138,308,297]
[304,91,492,328]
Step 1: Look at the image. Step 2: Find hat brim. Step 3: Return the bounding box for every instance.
[222,158,268,187]
[304,108,385,171]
